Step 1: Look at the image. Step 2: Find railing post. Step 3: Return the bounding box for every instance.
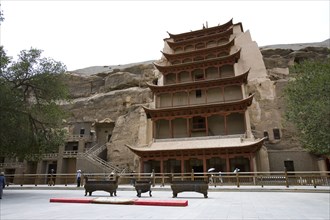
[313,175,317,188]
[161,173,165,187]
[191,169,194,181]
[34,174,38,186]
[284,167,289,188]
[214,174,217,188]
[21,172,25,186]
[152,169,155,187]
[236,171,240,188]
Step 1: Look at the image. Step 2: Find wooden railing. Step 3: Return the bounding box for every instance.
[63,151,78,158]
[3,171,329,188]
[0,162,24,168]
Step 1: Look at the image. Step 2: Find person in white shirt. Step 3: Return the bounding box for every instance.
[76,170,82,187]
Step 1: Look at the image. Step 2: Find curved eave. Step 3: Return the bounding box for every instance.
[167,19,233,41]
[125,137,264,157]
[147,68,250,94]
[235,22,244,32]
[142,94,254,119]
[154,49,241,74]
[166,27,233,48]
[161,38,235,61]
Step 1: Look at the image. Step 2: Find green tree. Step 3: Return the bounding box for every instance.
[0,4,4,23]
[0,47,69,160]
[284,58,330,156]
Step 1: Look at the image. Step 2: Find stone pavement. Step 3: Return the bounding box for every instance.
[0,184,329,220]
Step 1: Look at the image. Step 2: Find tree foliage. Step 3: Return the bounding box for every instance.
[0,47,69,160]
[284,58,330,156]
[0,4,4,23]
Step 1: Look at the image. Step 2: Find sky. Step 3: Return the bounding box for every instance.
[0,0,329,71]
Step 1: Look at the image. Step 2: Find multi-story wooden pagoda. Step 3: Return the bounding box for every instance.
[127,19,265,173]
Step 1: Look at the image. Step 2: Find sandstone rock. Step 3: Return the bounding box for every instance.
[252,42,329,152]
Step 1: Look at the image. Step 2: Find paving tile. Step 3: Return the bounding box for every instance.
[0,186,329,220]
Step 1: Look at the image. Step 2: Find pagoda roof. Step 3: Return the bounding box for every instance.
[166,19,233,42]
[142,94,254,120]
[161,38,235,62]
[166,27,233,49]
[126,136,264,156]
[147,69,250,94]
[154,49,241,75]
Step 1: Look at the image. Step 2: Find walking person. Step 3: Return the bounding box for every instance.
[218,171,223,184]
[48,169,55,186]
[0,172,6,199]
[76,170,82,187]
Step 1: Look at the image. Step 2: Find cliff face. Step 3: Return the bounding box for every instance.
[61,40,329,168]
[250,40,329,152]
[61,61,157,169]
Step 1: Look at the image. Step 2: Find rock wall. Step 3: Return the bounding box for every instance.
[250,44,329,152]
[61,63,157,170]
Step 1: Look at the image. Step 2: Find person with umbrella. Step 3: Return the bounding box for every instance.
[218,171,223,184]
[207,168,215,184]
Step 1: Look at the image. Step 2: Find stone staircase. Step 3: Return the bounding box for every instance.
[79,144,128,174]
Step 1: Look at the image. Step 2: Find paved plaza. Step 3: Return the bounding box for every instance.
[0,185,329,220]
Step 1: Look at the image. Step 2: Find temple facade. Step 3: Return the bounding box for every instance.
[127,19,269,173]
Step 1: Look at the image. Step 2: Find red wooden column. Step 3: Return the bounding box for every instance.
[186,118,189,137]
[224,115,228,135]
[187,118,191,137]
[152,120,156,139]
[249,153,254,172]
[205,89,208,104]
[140,159,144,173]
[203,152,207,173]
[181,154,185,174]
[160,157,164,174]
[169,119,173,138]
[205,116,209,136]
[226,153,230,172]
[243,113,247,135]
[171,93,174,107]
[203,67,206,79]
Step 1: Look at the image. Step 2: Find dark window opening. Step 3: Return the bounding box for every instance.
[273,128,281,139]
[284,160,295,173]
[80,128,85,137]
[194,74,204,81]
[196,90,202,98]
[263,131,269,141]
[192,117,206,130]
